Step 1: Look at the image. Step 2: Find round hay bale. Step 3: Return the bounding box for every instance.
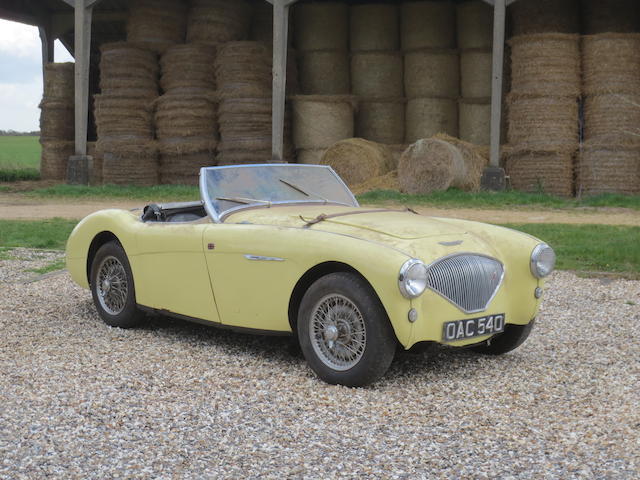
[298,51,350,95]
[582,0,640,35]
[187,0,251,45]
[582,34,640,95]
[507,94,578,151]
[584,94,640,146]
[401,1,456,50]
[457,1,493,49]
[460,49,492,99]
[158,137,218,155]
[350,4,399,52]
[459,99,491,146]
[506,150,574,197]
[398,138,462,194]
[433,133,488,191]
[320,138,395,187]
[577,145,640,196]
[40,141,74,181]
[296,148,326,165]
[39,100,74,142]
[355,98,405,145]
[510,0,579,36]
[94,94,154,139]
[98,139,159,186]
[404,50,459,99]
[293,2,348,52]
[160,43,217,93]
[43,63,74,100]
[99,42,158,97]
[154,93,218,139]
[216,149,291,165]
[291,96,354,149]
[352,170,400,195]
[215,41,272,99]
[160,151,215,185]
[127,0,187,53]
[351,52,403,98]
[405,97,458,143]
[509,34,580,97]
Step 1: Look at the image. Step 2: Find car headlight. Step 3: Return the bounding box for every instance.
[530,243,556,278]
[398,259,428,298]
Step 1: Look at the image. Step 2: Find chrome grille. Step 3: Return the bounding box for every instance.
[426,254,504,313]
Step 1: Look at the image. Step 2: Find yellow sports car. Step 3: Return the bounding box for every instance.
[66,164,555,386]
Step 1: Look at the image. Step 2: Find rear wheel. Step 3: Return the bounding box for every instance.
[470,320,535,355]
[90,241,144,328]
[297,272,396,387]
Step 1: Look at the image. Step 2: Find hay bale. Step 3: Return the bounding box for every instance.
[291,96,354,149]
[215,41,272,99]
[94,94,154,139]
[216,149,291,165]
[127,0,187,53]
[293,2,348,52]
[509,34,581,97]
[352,170,400,194]
[457,1,493,49]
[187,0,251,45]
[510,0,579,36]
[404,50,459,99]
[320,138,395,187]
[584,94,640,146]
[351,52,403,98]
[459,99,491,145]
[460,49,491,99]
[43,63,74,100]
[160,43,217,93]
[99,42,158,97]
[582,0,640,35]
[160,151,215,185]
[355,98,405,145]
[433,133,488,191]
[387,144,409,168]
[350,4,399,52]
[40,141,74,181]
[296,148,326,165]
[154,92,218,139]
[397,138,464,194]
[98,139,159,186]
[507,94,578,152]
[405,97,458,143]
[298,51,350,95]
[582,34,640,95]
[401,1,456,50]
[577,145,640,195]
[39,100,74,142]
[506,150,574,197]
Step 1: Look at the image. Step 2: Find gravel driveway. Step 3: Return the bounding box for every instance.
[0,251,638,479]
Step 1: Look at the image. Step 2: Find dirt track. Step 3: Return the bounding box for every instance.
[1,192,639,225]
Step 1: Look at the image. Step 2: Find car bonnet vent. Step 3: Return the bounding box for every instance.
[426,254,504,313]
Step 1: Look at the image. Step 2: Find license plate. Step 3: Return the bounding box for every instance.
[442,314,505,342]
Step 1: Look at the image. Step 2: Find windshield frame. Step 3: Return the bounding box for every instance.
[199,164,359,223]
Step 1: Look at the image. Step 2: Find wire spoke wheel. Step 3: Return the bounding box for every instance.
[96,255,128,316]
[310,293,367,371]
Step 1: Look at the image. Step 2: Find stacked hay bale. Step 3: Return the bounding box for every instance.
[156,43,218,185]
[187,0,251,45]
[457,1,493,146]
[95,43,159,186]
[127,0,187,53]
[402,1,459,142]
[510,0,579,36]
[506,34,580,196]
[579,34,640,195]
[320,138,395,188]
[351,3,405,145]
[39,62,75,180]
[581,0,639,34]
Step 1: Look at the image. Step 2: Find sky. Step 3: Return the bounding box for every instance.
[0,19,75,132]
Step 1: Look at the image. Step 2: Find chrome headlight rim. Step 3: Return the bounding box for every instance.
[530,243,556,279]
[398,258,428,299]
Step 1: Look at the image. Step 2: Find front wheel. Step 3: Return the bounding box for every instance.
[469,320,535,355]
[297,272,397,387]
[90,241,145,328]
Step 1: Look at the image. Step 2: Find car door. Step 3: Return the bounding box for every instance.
[132,221,221,323]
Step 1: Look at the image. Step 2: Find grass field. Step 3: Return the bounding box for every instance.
[0,136,41,181]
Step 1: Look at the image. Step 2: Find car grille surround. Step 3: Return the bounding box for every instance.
[425,254,504,313]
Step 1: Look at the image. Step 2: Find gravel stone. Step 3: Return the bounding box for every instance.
[0,253,638,479]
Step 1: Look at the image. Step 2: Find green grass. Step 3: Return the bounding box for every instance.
[0,219,77,250]
[0,136,41,182]
[28,258,66,275]
[28,184,200,202]
[357,189,640,210]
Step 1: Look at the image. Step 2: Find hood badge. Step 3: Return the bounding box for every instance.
[439,240,463,247]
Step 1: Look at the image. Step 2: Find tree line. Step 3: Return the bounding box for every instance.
[0,130,40,136]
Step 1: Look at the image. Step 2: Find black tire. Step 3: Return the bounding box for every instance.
[469,320,535,355]
[297,272,397,387]
[90,241,145,328]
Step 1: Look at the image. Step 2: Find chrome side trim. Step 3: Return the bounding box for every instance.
[244,255,285,262]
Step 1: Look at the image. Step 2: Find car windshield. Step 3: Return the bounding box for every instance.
[200,164,358,222]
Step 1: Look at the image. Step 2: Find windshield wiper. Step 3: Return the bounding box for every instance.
[216,196,272,206]
[279,178,328,203]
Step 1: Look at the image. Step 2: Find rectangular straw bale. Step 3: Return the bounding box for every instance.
[506,150,574,197]
[582,34,640,95]
[577,145,640,195]
[584,94,640,146]
[581,0,640,35]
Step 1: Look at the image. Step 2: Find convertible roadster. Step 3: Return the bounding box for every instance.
[66,164,555,386]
